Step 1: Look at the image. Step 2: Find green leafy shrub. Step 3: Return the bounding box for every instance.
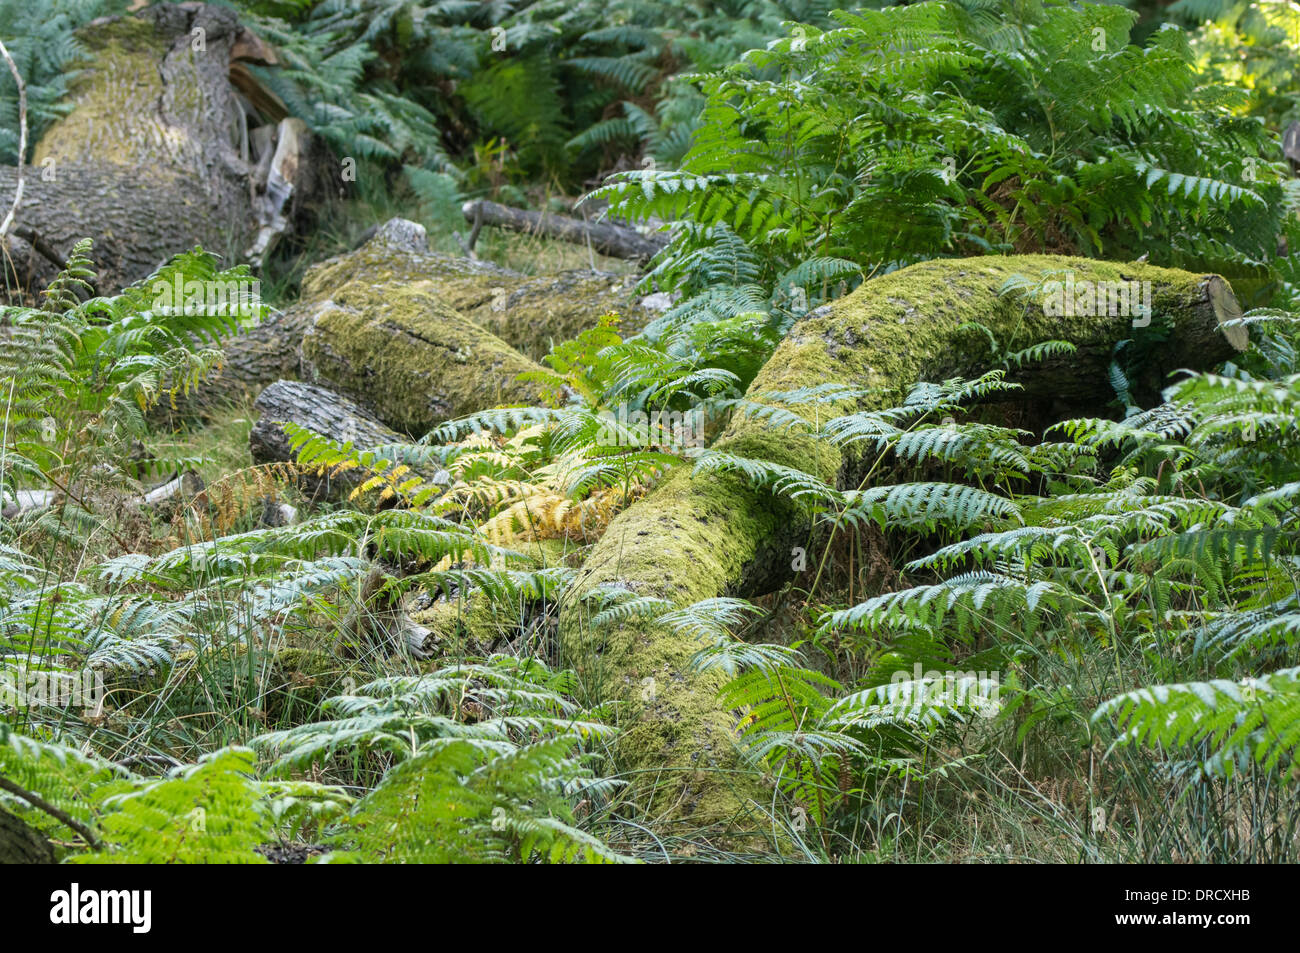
[598,0,1286,368]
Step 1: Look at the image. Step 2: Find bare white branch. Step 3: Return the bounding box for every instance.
[0,36,27,239]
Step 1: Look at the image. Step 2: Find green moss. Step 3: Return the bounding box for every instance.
[410,598,517,656]
[31,14,218,178]
[300,240,648,361]
[745,256,1195,409]
[300,278,547,436]
[559,253,1235,840]
[559,458,787,830]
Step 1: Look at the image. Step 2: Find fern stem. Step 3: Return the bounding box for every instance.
[0,771,101,850]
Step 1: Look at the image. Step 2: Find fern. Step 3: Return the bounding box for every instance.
[76,748,273,864]
[594,0,1286,375]
[1096,667,1300,774]
[254,658,628,863]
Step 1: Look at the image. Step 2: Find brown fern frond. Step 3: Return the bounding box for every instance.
[171,463,299,541]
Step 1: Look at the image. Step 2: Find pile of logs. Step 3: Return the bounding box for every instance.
[0,2,1260,849]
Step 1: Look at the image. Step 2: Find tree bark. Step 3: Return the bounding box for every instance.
[462,199,668,262]
[250,379,404,501]
[558,255,1248,841]
[0,805,55,864]
[0,164,244,298]
[0,3,321,300]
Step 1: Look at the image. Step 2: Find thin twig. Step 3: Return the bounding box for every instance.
[0,772,103,850]
[0,36,27,239]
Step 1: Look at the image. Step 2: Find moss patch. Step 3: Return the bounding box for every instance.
[300,278,547,436]
[559,253,1239,841]
[446,270,649,361]
[743,255,1221,418]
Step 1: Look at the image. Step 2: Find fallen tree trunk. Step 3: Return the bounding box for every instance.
[214,218,656,397]
[462,199,668,262]
[300,277,549,437]
[218,219,507,392]
[0,805,55,864]
[558,255,1248,841]
[0,164,243,297]
[250,379,404,501]
[0,3,320,299]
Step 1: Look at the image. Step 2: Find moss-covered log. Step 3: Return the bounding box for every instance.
[440,268,653,361]
[220,219,514,391]
[234,219,644,437]
[217,218,654,395]
[298,279,549,438]
[0,4,319,299]
[558,255,1248,841]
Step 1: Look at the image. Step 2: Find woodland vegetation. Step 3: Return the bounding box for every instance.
[1,0,1299,864]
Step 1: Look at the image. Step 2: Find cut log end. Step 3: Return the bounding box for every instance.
[1205,275,1249,352]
